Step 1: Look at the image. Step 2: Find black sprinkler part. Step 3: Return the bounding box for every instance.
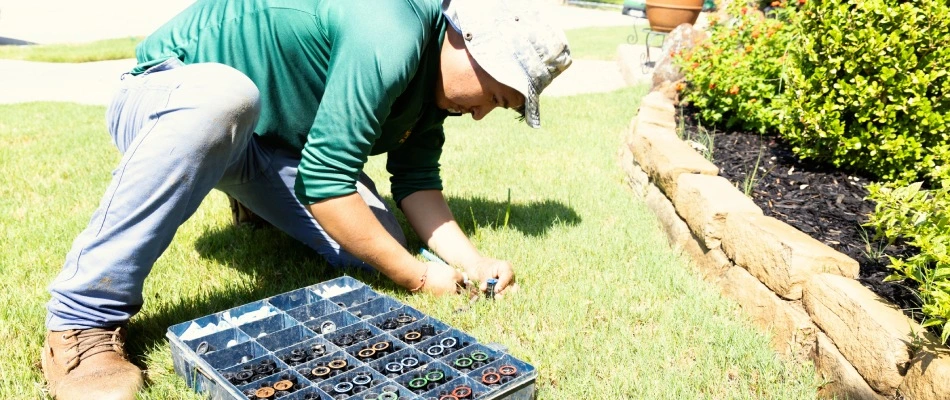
[254,361,275,375]
[378,391,398,400]
[195,341,214,355]
[420,323,436,337]
[318,321,337,334]
[328,359,348,370]
[333,381,354,395]
[379,318,399,330]
[395,313,415,325]
[452,356,473,370]
[403,330,422,343]
[311,343,327,356]
[254,387,276,399]
[498,364,518,376]
[357,347,376,359]
[273,379,294,391]
[400,355,420,369]
[353,328,373,341]
[385,361,403,375]
[452,385,473,399]
[407,375,428,393]
[311,365,332,379]
[235,370,255,383]
[425,369,446,383]
[371,341,391,352]
[481,372,501,386]
[333,333,355,347]
[425,344,445,357]
[352,372,373,386]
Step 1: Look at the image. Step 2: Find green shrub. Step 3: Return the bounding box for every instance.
[675,1,799,133]
[867,181,950,345]
[781,0,950,184]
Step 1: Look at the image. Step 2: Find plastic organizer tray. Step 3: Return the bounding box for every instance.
[167,276,536,400]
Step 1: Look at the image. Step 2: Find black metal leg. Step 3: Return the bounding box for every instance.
[642,29,669,73]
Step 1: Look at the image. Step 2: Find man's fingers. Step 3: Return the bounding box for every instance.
[495,265,514,292]
[494,283,519,300]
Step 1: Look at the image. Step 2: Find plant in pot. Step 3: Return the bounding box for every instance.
[645,0,705,32]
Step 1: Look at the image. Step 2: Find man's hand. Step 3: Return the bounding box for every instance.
[400,190,518,297]
[463,257,516,297]
[418,261,463,295]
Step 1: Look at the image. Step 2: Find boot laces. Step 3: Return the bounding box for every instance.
[63,327,124,372]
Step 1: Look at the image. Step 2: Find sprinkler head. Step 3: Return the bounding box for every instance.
[400,355,420,368]
[403,330,422,343]
[353,328,373,341]
[481,372,501,386]
[425,369,445,383]
[420,324,437,337]
[385,361,403,375]
[352,373,373,386]
[311,365,332,379]
[499,364,518,376]
[371,341,391,352]
[333,381,354,395]
[255,387,276,399]
[236,370,255,382]
[486,278,498,300]
[357,347,376,359]
[319,321,337,334]
[395,313,415,325]
[452,385,473,399]
[425,344,445,357]
[328,359,348,370]
[196,341,214,355]
[379,318,399,330]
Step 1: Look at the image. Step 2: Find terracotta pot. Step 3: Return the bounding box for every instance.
[645,0,703,33]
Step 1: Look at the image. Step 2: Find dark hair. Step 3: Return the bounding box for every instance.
[514,104,526,121]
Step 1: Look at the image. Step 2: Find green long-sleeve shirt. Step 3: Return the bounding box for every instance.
[133,0,449,205]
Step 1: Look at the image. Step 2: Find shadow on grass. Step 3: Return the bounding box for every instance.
[446,196,581,236]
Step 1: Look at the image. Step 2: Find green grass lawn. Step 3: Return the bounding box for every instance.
[565,25,648,60]
[0,88,822,398]
[0,37,141,63]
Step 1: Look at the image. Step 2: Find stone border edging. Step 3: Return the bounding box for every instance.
[620,88,950,400]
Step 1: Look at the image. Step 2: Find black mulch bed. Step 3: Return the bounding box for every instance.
[676,107,924,323]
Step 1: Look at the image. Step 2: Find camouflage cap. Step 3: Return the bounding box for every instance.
[442,0,572,128]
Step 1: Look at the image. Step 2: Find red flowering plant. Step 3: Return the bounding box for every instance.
[674,0,801,133]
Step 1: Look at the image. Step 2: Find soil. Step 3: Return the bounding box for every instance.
[676,107,924,322]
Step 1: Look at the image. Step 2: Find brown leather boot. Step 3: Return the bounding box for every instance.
[42,327,144,400]
[227,194,272,228]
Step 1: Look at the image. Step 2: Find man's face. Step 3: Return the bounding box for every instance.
[436,28,525,121]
